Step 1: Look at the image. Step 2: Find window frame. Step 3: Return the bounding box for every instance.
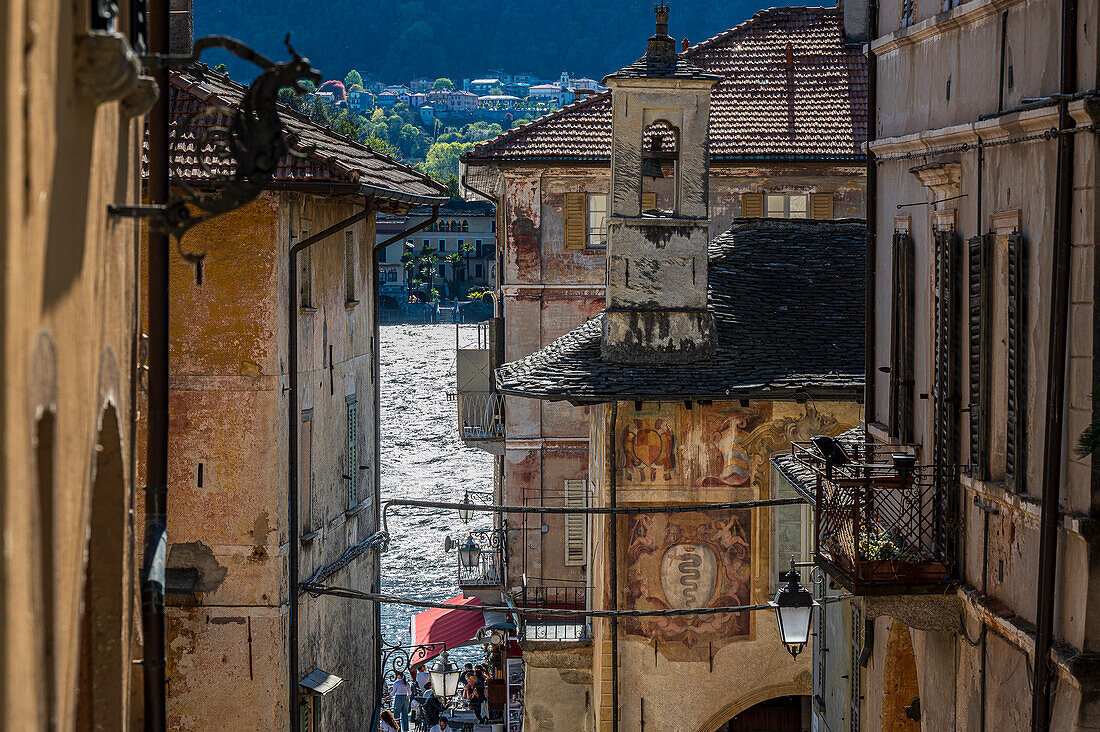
[585,193,609,250]
[766,194,809,220]
[771,462,812,591]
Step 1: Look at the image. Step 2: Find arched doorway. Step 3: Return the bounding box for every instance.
[74,405,127,730]
[715,695,809,732]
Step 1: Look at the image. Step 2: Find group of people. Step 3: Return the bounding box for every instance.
[380,668,444,732]
[379,662,490,732]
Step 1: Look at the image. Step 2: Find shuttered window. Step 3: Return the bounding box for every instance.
[299,230,312,308]
[932,228,961,468]
[586,194,608,249]
[741,192,764,218]
[1006,232,1028,492]
[346,397,359,509]
[301,411,314,532]
[345,230,357,303]
[563,478,588,566]
[564,192,586,250]
[810,192,834,220]
[968,234,993,479]
[889,232,916,443]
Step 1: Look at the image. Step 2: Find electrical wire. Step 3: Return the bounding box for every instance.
[300,582,854,619]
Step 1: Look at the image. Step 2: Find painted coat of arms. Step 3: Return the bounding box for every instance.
[623,510,752,648]
[618,416,677,484]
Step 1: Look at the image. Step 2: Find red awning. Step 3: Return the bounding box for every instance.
[410,595,484,662]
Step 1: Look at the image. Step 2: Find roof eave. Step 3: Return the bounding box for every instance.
[496,382,864,405]
[358,181,448,207]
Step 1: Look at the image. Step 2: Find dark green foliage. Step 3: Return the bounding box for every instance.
[195,1,774,82]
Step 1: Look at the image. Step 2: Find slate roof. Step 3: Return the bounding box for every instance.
[495,218,866,403]
[164,65,448,205]
[464,7,866,163]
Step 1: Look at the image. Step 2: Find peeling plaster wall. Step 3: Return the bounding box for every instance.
[495,162,865,594]
[156,193,379,730]
[1,3,142,728]
[575,399,860,732]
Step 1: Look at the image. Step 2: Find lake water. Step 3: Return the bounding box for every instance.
[379,323,493,667]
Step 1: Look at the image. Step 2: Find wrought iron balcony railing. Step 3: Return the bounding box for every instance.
[790,437,959,593]
[455,527,507,589]
[454,391,505,441]
[517,585,591,641]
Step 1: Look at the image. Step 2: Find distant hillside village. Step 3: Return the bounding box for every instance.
[274,68,606,189]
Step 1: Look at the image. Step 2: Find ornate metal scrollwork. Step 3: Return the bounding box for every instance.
[110,35,321,248]
[380,639,447,687]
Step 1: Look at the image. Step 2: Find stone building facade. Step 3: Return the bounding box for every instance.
[492,9,867,730]
[795,0,1100,729]
[461,4,868,658]
[153,67,446,731]
[0,1,154,729]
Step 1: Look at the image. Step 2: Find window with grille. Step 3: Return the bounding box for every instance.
[346,397,359,509]
[772,464,812,590]
[890,232,916,442]
[563,478,588,566]
[299,230,312,308]
[345,230,357,303]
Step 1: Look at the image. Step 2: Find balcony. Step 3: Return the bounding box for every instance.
[453,320,505,453]
[517,585,591,642]
[453,527,507,590]
[787,434,959,595]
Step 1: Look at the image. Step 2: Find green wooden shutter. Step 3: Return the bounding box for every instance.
[933,228,961,469]
[346,398,359,509]
[1006,232,1028,492]
[968,234,993,479]
[890,232,915,443]
[563,192,586,250]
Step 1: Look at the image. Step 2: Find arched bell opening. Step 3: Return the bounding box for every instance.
[642,119,680,215]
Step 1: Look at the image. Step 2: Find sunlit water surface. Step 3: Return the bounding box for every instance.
[379,323,493,668]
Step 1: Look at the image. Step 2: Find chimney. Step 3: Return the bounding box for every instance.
[682,38,689,52]
[169,0,193,56]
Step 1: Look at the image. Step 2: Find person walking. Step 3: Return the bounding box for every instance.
[379,709,400,732]
[391,671,413,731]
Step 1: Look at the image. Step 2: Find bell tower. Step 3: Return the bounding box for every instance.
[600,4,720,364]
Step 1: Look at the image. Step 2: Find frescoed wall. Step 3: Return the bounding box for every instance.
[585,398,860,732]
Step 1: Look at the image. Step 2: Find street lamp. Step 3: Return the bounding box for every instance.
[770,557,816,659]
[458,492,473,523]
[428,651,462,700]
[457,535,482,570]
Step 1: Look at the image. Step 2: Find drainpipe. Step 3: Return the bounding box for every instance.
[1031,0,1077,725]
[288,203,372,732]
[608,402,619,732]
[864,0,879,434]
[141,0,171,728]
[370,204,440,727]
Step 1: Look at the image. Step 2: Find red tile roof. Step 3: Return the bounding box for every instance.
[464,7,866,163]
[164,65,448,205]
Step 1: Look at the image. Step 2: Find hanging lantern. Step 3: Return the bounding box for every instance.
[428,651,462,699]
[770,557,816,659]
[457,535,482,570]
[458,493,473,523]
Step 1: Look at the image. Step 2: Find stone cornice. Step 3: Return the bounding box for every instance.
[869,103,1069,158]
[870,0,1019,56]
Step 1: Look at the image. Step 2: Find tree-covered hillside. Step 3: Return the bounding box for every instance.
[195,0,791,83]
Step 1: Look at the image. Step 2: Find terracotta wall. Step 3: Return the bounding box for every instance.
[1,1,144,728]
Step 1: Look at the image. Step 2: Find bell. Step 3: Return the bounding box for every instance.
[642,155,665,179]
